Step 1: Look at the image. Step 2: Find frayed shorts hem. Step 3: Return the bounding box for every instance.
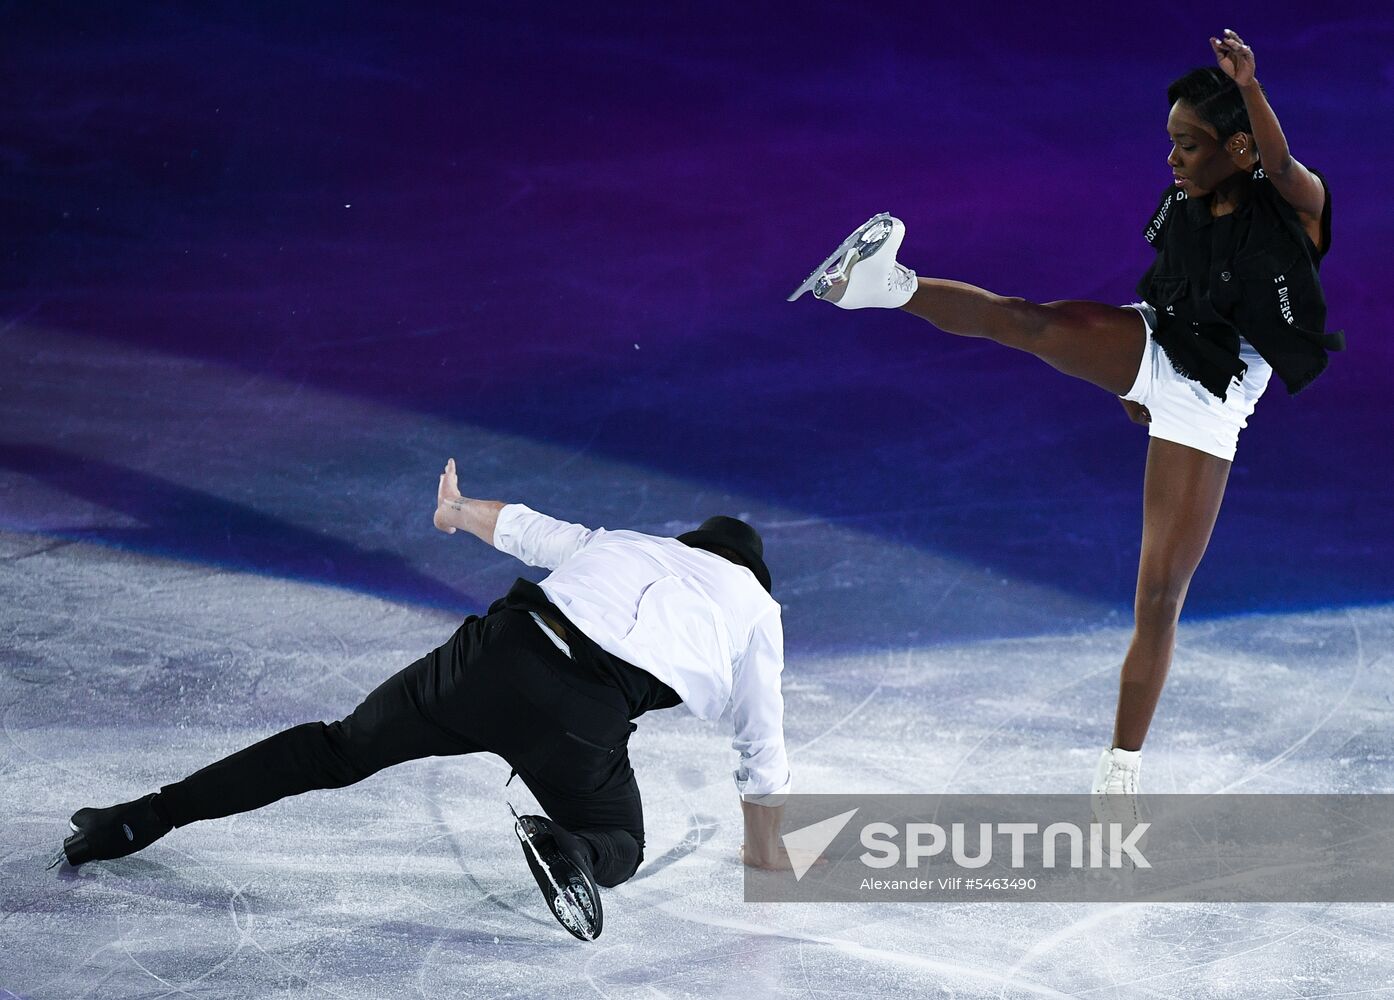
[1119,302,1271,463]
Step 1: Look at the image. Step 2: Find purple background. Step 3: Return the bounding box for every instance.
[3,2,1390,623]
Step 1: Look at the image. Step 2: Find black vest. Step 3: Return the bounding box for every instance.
[490,578,681,719]
[1136,166,1342,399]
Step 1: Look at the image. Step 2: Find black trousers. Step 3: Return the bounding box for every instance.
[157,608,645,887]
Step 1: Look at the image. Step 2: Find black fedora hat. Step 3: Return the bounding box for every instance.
[677,516,772,593]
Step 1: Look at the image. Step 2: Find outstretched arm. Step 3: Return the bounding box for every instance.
[1211,28,1326,219]
[433,458,506,545]
[432,458,601,567]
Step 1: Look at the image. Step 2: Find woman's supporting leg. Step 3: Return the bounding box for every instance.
[900,278,1147,396]
[1111,437,1233,750]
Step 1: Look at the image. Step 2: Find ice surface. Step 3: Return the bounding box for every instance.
[3,536,1392,999]
[5,5,1392,992]
[3,329,1392,998]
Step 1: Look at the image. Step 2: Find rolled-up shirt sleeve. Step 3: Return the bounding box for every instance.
[492,504,601,570]
[730,606,791,805]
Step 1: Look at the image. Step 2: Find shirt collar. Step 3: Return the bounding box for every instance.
[1185,172,1260,229]
[1184,193,1214,229]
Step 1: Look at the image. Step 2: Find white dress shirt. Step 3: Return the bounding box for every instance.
[492,503,790,803]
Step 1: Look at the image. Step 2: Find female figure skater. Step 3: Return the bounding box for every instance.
[790,29,1341,808]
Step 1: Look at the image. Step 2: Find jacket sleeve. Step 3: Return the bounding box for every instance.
[729,605,791,805]
[491,503,602,570]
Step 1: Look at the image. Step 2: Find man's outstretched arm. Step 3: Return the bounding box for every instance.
[431,458,600,568]
[433,458,506,544]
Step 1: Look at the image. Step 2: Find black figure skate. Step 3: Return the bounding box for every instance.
[54,794,171,868]
[510,804,603,941]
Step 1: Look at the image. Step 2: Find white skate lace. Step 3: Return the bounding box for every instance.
[1100,764,1139,796]
[889,265,917,294]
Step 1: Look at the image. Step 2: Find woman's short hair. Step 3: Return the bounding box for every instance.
[1167,66,1255,140]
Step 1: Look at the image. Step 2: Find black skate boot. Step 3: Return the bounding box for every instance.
[510,805,603,941]
[60,794,172,866]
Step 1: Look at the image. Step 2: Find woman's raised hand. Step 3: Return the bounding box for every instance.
[1210,28,1256,87]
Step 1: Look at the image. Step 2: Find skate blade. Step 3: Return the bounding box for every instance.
[787,212,893,302]
[552,882,599,940]
[509,804,599,942]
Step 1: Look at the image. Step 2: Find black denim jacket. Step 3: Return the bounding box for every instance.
[1136,165,1342,400]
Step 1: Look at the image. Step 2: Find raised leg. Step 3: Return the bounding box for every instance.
[1111,437,1233,750]
[901,278,1147,396]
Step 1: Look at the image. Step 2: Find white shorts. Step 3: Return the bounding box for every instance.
[1119,302,1272,462]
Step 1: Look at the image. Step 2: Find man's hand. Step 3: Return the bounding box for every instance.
[432,458,506,544]
[739,798,784,869]
[740,842,800,871]
[1120,399,1151,425]
[738,799,828,872]
[434,458,463,534]
[1210,28,1256,88]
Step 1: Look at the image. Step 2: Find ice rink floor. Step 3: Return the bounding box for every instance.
[4,534,1393,999]
[3,327,1393,999]
[4,6,1392,993]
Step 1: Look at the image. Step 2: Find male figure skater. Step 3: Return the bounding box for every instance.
[59,459,792,940]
